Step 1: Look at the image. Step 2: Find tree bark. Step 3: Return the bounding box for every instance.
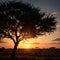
[11,42,19,58]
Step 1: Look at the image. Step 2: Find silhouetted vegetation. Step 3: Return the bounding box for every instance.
[0,48,60,60]
[0,47,5,52]
[0,1,57,58]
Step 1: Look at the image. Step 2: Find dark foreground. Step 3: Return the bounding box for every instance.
[0,48,60,60]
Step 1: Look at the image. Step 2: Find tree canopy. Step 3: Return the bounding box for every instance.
[0,1,56,40]
[0,1,57,57]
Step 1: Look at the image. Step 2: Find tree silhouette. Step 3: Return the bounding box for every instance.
[0,1,56,58]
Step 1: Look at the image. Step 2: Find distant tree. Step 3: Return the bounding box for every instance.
[49,47,56,49]
[0,1,57,58]
[0,47,5,52]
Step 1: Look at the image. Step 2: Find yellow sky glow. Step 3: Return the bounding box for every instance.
[0,36,60,49]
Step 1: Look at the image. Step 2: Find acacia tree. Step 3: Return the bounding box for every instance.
[0,1,56,57]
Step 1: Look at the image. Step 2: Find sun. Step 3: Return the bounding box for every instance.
[18,41,31,49]
[24,44,30,49]
[18,38,35,49]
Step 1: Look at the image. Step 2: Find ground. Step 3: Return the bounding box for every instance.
[0,48,60,60]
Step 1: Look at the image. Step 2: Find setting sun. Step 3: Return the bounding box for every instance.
[24,44,30,49]
[18,43,31,49]
[18,40,32,49]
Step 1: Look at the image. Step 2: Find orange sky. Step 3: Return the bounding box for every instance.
[0,35,60,49]
[0,23,60,49]
[0,0,60,49]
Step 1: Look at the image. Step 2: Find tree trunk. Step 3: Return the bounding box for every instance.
[11,42,19,58]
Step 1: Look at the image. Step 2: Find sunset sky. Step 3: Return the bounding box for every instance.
[0,0,60,49]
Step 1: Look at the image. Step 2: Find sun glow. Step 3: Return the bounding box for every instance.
[24,44,30,49]
[18,39,35,49]
[18,40,30,49]
[18,43,31,49]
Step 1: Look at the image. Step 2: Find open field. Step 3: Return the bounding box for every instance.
[0,48,60,60]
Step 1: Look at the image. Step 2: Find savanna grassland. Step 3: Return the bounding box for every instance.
[0,48,60,60]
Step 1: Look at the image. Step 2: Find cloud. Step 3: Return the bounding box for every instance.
[49,38,60,45]
[52,12,57,15]
[24,42,40,44]
[0,41,6,43]
[57,24,60,28]
[52,11,60,15]
[50,43,60,44]
[28,42,40,44]
[53,38,60,41]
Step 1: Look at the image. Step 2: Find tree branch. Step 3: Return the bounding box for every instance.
[17,33,25,42]
[8,32,15,44]
[0,28,15,43]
